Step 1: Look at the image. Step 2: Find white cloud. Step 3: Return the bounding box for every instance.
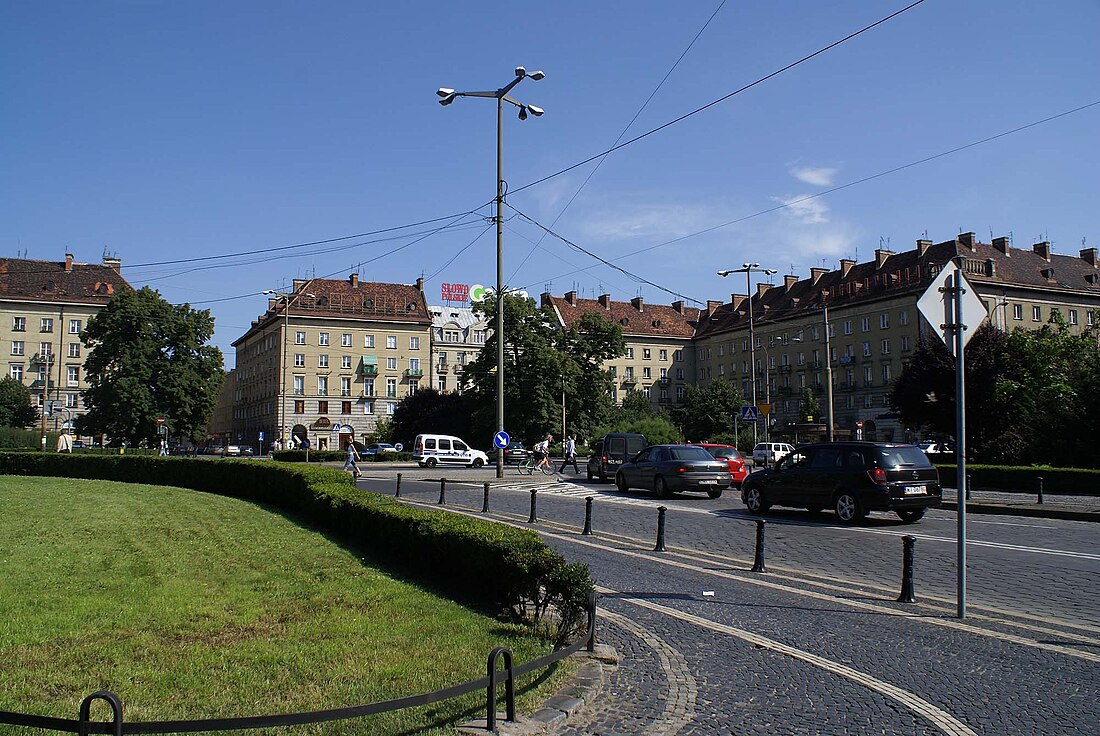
[773,194,830,225]
[788,165,837,187]
[572,200,719,243]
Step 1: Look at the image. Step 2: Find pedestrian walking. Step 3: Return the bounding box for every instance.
[56,430,73,453]
[558,433,580,473]
[343,442,362,478]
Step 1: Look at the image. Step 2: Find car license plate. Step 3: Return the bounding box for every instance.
[701,479,718,485]
[903,485,926,495]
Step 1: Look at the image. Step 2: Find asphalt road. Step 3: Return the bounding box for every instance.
[356,466,1100,734]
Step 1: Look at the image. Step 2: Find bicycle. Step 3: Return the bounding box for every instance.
[518,456,554,476]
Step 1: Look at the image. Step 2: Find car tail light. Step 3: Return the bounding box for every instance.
[677,465,687,473]
[867,467,888,485]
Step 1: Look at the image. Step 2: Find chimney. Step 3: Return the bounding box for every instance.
[1033,241,1051,261]
[916,239,933,257]
[349,273,359,288]
[756,283,771,298]
[293,279,306,291]
[730,294,746,312]
[102,255,122,273]
[992,237,1011,256]
[875,249,894,269]
[597,294,611,309]
[540,292,553,308]
[630,296,644,312]
[839,258,856,276]
[1080,247,1097,267]
[415,276,424,292]
[565,290,577,305]
[783,274,798,291]
[706,299,722,314]
[810,267,828,284]
[64,253,74,272]
[959,232,976,251]
[672,300,684,314]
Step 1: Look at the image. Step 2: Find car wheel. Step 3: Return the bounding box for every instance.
[743,485,770,514]
[472,457,484,468]
[896,509,926,523]
[834,491,863,524]
[616,473,629,492]
[707,488,724,499]
[426,457,438,468]
[654,476,673,499]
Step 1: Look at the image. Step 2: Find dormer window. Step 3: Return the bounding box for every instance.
[1041,268,1055,280]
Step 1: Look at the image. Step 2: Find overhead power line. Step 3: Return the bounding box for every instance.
[509,0,928,196]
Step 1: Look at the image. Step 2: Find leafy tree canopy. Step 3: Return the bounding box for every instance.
[388,388,476,448]
[671,379,745,442]
[0,376,37,428]
[76,287,224,445]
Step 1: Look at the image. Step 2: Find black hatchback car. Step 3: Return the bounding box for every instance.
[487,442,529,465]
[615,444,732,499]
[741,442,941,524]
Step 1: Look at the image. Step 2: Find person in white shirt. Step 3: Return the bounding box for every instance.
[532,434,553,473]
[558,433,579,473]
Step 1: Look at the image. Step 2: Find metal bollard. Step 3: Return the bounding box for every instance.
[528,488,538,524]
[1037,475,1044,505]
[482,482,491,513]
[966,473,972,501]
[395,472,402,499]
[898,534,917,603]
[654,506,667,552]
[438,478,447,505]
[582,496,594,535]
[751,519,766,572]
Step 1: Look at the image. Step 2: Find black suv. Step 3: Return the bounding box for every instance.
[587,433,648,483]
[741,442,941,524]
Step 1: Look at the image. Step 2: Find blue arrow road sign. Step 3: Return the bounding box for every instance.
[740,405,760,421]
[493,431,511,449]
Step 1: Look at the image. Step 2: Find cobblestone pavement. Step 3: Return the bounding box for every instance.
[373,474,1099,734]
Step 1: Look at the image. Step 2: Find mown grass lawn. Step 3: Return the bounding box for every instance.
[0,477,569,734]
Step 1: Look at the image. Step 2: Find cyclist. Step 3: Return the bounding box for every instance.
[532,434,553,474]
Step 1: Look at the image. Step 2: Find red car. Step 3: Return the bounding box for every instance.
[690,443,749,488]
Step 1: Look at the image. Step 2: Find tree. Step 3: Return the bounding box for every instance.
[77,287,224,445]
[0,376,37,428]
[797,387,820,422]
[671,379,745,442]
[388,389,475,448]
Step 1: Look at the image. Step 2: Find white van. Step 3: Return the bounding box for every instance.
[413,434,489,468]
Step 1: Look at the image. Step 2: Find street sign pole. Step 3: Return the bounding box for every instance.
[951,268,968,620]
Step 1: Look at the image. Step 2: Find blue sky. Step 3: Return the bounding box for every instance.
[2,1,1097,366]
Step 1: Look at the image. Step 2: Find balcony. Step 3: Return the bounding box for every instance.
[31,353,55,365]
[809,361,823,370]
[404,368,424,379]
[776,386,792,396]
[360,389,376,398]
[777,365,792,375]
[657,376,670,385]
[357,365,378,378]
[621,376,637,386]
[29,379,54,390]
[452,364,464,373]
[658,396,672,404]
[436,362,449,373]
[837,381,857,392]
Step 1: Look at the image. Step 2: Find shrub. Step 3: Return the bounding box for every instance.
[0,452,593,639]
[935,463,1100,496]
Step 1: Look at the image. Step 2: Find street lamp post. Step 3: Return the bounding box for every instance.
[263,288,316,453]
[718,264,776,446]
[438,66,545,478]
[821,296,835,442]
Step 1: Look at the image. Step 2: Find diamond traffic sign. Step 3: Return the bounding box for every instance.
[916,262,987,358]
[739,405,760,421]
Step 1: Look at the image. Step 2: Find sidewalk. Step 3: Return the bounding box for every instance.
[939,487,1100,522]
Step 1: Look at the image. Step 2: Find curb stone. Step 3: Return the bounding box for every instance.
[937,499,1100,523]
[455,644,619,735]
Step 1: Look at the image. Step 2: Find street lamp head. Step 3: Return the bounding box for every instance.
[436,87,455,98]
[518,105,528,121]
[528,70,545,80]
[514,65,526,78]
[716,270,732,277]
[303,293,317,299]
[438,92,457,106]
[527,104,544,116]
[743,262,758,269]
[262,289,276,295]
[764,268,778,276]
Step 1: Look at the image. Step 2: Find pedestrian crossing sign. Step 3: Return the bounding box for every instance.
[740,405,760,421]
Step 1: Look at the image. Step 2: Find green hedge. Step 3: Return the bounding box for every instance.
[935,463,1100,496]
[0,453,593,637]
[272,450,414,463]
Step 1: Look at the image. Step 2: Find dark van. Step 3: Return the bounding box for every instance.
[587,433,648,483]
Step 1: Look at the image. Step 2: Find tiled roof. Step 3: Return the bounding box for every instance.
[694,235,1100,339]
[0,257,131,305]
[545,293,701,339]
[234,276,430,346]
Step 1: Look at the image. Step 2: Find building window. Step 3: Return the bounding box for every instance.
[341,401,352,414]
[387,336,397,349]
[363,400,374,415]
[881,339,890,354]
[882,363,892,382]
[1088,311,1095,327]
[319,332,330,346]
[1032,306,1042,322]
[386,357,397,370]
[341,355,352,369]
[12,317,25,332]
[66,393,78,408]
[386,378,397,398]
[625,347,634,359]
[643,387,651,399]
[293,376,304,395]
[474,330,487,343]
[843,320,853,335]
[68,343,81,358]
[901,335,910,352]
[898,310,909,326]
[39,342,52,357]
[643,348,651,360]
[294,400,305,414]
[1069,310,1079,325]
[880,314,889,329]
[862,342,872,357]
[660,367,668,378]
[294,354,305,367]
[340,377,351,396]
[317,376,329,396]
[643,367,651,379]
[625,367,634,379]
[364,334,375,348]
[40,318,53,333]
[69,319,82,334]
[363,378,374,397]
[387,403,397,415]
[318,355,329,368]
[10,364,23,380]
[410,336,420,350]
[341,333,352,347]
[675,349,684,362]
[67,366,79,386]
[409,380,419,395]
[659,349,668,360]
[860,317,870,332]
[864,366,873,385]
[1012,304,1022,320]
[438,377,447,392]
[295,331,306,344]
[318,400,328,414]
[676,368,684,380]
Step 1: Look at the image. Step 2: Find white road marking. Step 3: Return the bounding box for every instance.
[601,587,978,736]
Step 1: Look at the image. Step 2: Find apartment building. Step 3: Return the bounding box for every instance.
[542,291,699,410]
[693,233,1100,441]
[230,275,431,450]
[0,253,130,430]
[428,304,489,393]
